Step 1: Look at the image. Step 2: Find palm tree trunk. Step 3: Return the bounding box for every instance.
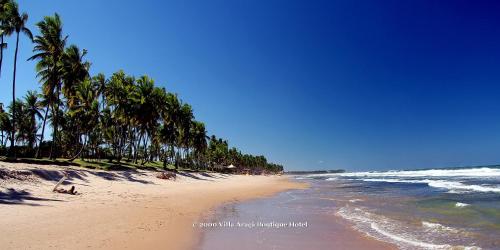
[69,133,87,161]
[35,105,50,158]
[0,34,4,78]
[9,32,20,159]
[171,145,175,165]
[48,101,56,159]
[141,134,148,165]
[134,132,143,164]
[49,85,61,160]
[3,133,8,148]
[28,114,36,152]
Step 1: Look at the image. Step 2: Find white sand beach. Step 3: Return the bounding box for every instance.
[0,162,306,250]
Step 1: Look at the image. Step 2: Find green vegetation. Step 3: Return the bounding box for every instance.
[0,1,283,174]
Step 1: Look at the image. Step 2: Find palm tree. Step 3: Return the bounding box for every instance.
[159,92,180,165]
[0,102,10,149]
[5,1,32,157]
[24,91,43,152]
[134,75,163,164]
[177,103,193,163]
[103,70,136,162]
[58,44,90,154]
[67,78,98,161]
[190,120,207,168]
[61,44,90,107]
[92,73,106,110]
[0,8,289,170]
[29,13,66,159]
[34,91,50,158]
[7,98,22,145]
[0,0,13,78]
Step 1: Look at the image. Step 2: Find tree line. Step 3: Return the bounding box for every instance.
[0,1,284,174]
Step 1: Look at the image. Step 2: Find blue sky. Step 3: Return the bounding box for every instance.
[1,0,500,171]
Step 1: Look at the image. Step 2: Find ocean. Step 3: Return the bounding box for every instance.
[302,166,500,249]
[197,166,500,249]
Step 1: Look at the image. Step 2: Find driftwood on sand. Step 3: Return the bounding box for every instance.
[52,172,79,195]
[156,171,176,180]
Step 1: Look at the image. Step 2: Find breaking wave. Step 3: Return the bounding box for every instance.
[329,167,500,178]
[336,206,478,250]
[360,178,500,193]
[303,167,500,194]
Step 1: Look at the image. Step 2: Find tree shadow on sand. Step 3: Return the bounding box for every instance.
[199,172,229,179]
[176,172,214,181]
[0,188,63,206]
[2,165,232,193]
[24,168,154,185]
[29,169,87,183]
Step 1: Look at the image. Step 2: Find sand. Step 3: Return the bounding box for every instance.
[0,162,305,250]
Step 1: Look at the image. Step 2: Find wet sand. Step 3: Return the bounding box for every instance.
[196,187,396,250]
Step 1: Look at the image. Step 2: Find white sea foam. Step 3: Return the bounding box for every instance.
[349,199,363,203]
[371,222,451,249]
[337,206,450,249]
[325,177,337,181]
[455,202,470,208]
[361,178,414,183]
[314,167,500,178]
[359,178,500,193]
[336,206,477,250]
[422,221,459,233]
[426,180,500,193]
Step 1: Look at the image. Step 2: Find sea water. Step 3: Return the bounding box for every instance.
[197,166,500,249]
[307,166,500,249]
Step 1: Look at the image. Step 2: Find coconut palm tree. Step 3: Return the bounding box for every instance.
[134,75,164,164]
[29,13,66,159]
[61,44,90,107]
[160,92,181,164]
[103,70,136,162]
[34,91,50,158]
[24,91,43,151]
[0,102,10,149]
[58,44,90,152]
[5,1,32,157]
[177,103,193,163]
[67,78,98,161]
[6,98,22,145]
[0,0,13,79]
[190,120,207,168]
[92,73,106,110]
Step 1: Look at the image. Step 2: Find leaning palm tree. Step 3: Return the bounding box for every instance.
[5,1,32,157]
[29,13,66,159]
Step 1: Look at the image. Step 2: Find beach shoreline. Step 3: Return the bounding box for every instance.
[0,162,305,250]
[1,162,402,250]
[195,179,397,250]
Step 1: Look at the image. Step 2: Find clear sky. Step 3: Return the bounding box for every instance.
[1,0,499,171]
